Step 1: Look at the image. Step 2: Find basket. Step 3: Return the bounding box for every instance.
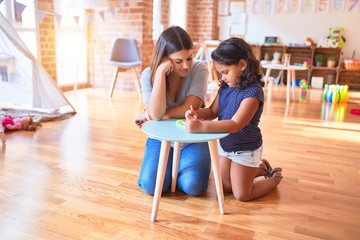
[344,59,360,70]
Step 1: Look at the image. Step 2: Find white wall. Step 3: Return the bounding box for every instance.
[245,11,360,59]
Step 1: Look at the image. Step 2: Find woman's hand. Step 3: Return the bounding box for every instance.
[134,113,148,129]
[157,57,174,77]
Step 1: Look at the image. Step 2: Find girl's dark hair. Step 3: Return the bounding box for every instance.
[211,37,264,88]
[149,26,193,85]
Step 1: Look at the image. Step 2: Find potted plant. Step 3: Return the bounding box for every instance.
[327,56,337,68]
[315,53,324,67]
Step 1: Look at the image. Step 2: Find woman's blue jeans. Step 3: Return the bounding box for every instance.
[138,137,211,196]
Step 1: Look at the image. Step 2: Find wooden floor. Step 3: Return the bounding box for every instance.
[1,85,360,240]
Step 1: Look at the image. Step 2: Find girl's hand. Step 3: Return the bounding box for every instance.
[185,119,203,133]
[185,109,198,120]
[185,105,198,120]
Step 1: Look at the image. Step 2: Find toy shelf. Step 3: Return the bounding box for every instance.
[251,44,360,89]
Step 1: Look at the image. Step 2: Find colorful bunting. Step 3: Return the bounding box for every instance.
[110,6,116,17]
[36,9,47,24]
[98,11,105,21]
[73,16,80,25]
[55,14,62,26]
[14,1,26,21]
[1,1,122,27]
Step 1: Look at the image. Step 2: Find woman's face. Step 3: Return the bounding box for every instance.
[168,49,194,77]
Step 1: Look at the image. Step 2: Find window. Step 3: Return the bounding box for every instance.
[169,0,187,29]
[152,0,162,40]
[54,0,87,87]
[0,0,38,58]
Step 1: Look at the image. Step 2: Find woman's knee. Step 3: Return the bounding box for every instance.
[179,177,208,195]
[138,138,172,195]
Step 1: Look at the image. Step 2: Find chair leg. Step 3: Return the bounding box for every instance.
[131,67,142,98]
[109,67,119,97]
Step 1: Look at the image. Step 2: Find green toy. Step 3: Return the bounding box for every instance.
[327,27,346,48]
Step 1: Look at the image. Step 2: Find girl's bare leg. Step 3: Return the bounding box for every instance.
[231,162,282,201]
[219,156,232,193]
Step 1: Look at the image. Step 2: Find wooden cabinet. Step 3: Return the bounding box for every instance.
[251,44,360,89]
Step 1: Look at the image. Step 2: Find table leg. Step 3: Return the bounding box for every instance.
[286,70,291,105]
[208,140,225,214]
[291,69,296,101]
[264,68,273,99]
[151,140,171,222]
[171,142,181,192]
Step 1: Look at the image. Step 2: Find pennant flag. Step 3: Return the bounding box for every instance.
[36,9,47,24]
[0,0,5,5]
[87,13,94,24]
[73,16,80,25]
[110,6,116,17]
[55,14,63,26]
[98,11,105,21]
[15,1,26,21]
[119,0,125,10]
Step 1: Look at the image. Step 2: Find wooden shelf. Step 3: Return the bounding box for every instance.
[250,44,360,89]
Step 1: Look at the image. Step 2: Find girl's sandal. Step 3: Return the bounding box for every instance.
[270,168,283,179]
[259,159,272,177]
[266,167,283,179]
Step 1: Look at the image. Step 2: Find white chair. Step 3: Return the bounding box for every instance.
[109,38,142,98]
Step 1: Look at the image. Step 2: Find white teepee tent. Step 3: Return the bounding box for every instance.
[0,11,75,120]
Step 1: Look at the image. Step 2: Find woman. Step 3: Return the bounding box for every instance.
[136,26,211,195]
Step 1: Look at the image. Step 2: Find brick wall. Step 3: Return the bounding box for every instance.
[191,0,218,42]
[35,0,219,89]
[37,0,56,81]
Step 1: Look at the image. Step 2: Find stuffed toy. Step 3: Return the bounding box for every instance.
[305,37,315,46]
[327,27,346,48]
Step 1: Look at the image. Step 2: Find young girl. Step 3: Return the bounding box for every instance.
[185,37,282,201]
[136,26,211,196]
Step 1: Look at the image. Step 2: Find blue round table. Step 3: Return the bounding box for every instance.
[142,119,229,222]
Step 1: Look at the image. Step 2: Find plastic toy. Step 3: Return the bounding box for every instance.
[299,79,308,101]
[176,119,186,128]
[322,84,348,103]
[327,27,346,48]
[351,109,360,115]
[305,37,315,46]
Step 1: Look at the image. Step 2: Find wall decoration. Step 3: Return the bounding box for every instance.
[218,0,229,15]
[289,0,302,13]
[346,0,360,12]
[251,0,262,14]
[303,0,316,13]
[317,0,330,12]
[332,0,346,12]
[276,0,288,14]
[262,0,275,14]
